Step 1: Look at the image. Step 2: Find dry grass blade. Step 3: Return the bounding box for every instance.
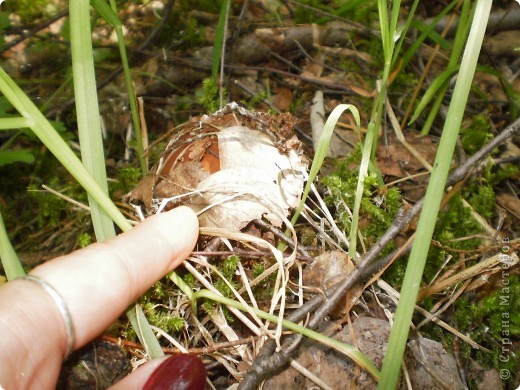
[199,226,297,348]
[418,251,519,301]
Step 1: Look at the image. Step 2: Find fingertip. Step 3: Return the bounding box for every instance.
[165,206,199,232]
[158,206,199,265]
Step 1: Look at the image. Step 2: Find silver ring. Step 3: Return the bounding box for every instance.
[18,275,75,359]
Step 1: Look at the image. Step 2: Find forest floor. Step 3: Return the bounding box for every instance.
[0,1,519,389]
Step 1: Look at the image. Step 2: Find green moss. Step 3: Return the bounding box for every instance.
[28,181,66,228]
[488,163,519,188]
[460,114,493,155]
[197,78,221,113]
[450,275,520,386]
[124,279,189,339]
[110,166,142,196]
[322,146,402,251]
[252,263,265,279]
[76,233,92,248]
[213,255,240,299]
[182,272,196,288]
[468,184,495,220]
[418,157,519,385]
[141,300,187,334]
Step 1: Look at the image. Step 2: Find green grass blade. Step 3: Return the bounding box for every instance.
[378,1,492,388]
[213,0,229,82]
[0,209,25,280]
[91,0,121,27]
[70,0,115,242]
[0,150,34,165]
[105,0,147,174]
[75,0,164,358]
[291,104,360,226]
[127,304,165,358]
[476,65,519,119]
[349,122,376,259]
[408,65,459,124]
[420,0,474,135]
[390,0,419,70]
[400,0,458,70]
[0,117,32,130]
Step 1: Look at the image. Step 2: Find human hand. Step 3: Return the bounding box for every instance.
[0,206,204,389]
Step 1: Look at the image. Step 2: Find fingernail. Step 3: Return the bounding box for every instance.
[143,354,206,390]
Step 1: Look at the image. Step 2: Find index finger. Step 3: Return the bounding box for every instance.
[32,206,199,348]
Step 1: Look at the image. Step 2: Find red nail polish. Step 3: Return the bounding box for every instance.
[143,354,206,390]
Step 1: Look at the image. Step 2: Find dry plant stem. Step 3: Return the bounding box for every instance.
[193,250,314,263]
[238,117,520,389]
[101,335,256,355]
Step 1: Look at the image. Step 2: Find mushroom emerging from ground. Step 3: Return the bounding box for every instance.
[130,103,308,230]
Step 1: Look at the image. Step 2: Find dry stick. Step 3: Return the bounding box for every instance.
[238,117,520,389]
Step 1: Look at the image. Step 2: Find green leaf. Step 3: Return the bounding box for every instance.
[408,65,459,124]
[91,0,122,28]
[0,150,35,166]
[70,0,116,241]
[0,210,25,280]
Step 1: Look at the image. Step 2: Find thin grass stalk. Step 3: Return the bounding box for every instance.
[0,117,32,129]
[290,104,360,226]
[378,1,492,388]
[418,0,474,135]
[107,0,147,174]
[400,0,461,128]
[399,0,459,72]
[0,209,25,280]
[70,0,115,241]
[368,0,401,171]
[390,0,419,70]
[346,0,402,255]
[214,0,230,108]
[349,122,376,259]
